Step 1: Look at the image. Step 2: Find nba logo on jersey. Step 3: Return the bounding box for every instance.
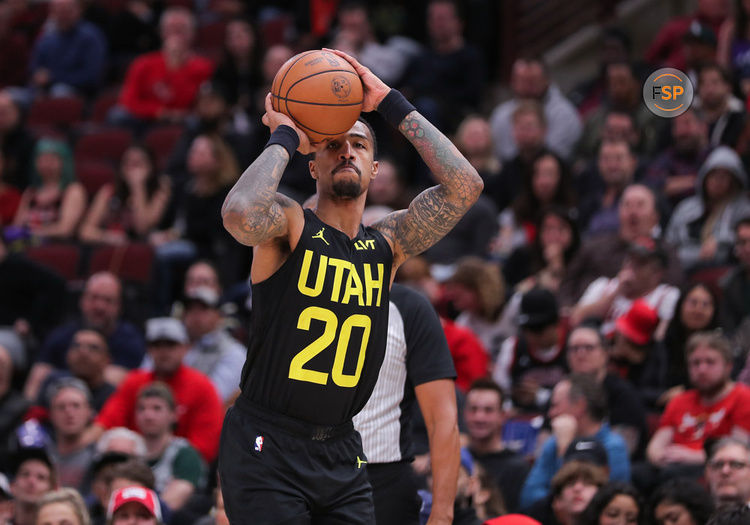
[254,436,264,452]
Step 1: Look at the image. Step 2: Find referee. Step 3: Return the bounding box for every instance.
[354,283,459,524]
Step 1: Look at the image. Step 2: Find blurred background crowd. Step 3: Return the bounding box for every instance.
[5,0,750,524]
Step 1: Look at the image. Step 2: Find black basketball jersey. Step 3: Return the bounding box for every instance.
[239,209,393,425]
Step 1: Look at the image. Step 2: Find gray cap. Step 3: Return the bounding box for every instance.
[145,318,188,344]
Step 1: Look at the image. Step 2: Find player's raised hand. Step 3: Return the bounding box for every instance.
[324,48,390,112]
[262,93,326,155]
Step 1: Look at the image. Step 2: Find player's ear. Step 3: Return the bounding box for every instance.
[370,160,378,180]
[309,159,318,180]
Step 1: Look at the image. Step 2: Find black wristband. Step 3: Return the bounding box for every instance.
[265,125,300,159]
[377,89,416,128]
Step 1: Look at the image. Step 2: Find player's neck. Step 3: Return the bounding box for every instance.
[314,197,366,239]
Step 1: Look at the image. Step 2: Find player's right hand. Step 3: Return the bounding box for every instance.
[262,93,327,155]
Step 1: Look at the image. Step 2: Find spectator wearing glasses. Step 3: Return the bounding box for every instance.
[566,325,647,458]
[705,437,750,507]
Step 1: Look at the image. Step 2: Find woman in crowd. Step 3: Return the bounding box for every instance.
[11,138,85,242]
[36,488,91,525]
[79,145,171,245]
[503,206,581,293]
[659,282,720,403]
[151,134,240,313]
[496,151,576,256]
[578,482,644,525]
[444,256,510,359]
[212,17,261,120]
[647,477,715,525]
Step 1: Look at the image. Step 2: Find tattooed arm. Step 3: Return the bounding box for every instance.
[374,113,483,266]
[222,94,315,248]
[329,49,484,269]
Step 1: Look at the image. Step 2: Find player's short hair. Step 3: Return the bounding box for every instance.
[357,116,378,158]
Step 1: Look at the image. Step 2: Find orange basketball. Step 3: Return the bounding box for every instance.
[271,50,364,143]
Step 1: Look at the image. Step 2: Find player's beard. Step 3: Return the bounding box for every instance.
[331,162,364,199]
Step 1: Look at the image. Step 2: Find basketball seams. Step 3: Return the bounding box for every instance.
[270,50,364,141]
[271,49,315,111]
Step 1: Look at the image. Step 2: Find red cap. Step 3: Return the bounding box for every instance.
[615,299,659,345]
[484,515,542,525]
[107,486,161,522]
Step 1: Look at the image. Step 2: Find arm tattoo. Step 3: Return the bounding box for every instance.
[221,146,293,246]
[375,112,483,261]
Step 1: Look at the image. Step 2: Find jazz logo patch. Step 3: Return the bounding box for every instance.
[254,435,264,452]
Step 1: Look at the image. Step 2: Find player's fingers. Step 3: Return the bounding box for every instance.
[265,92,274,112]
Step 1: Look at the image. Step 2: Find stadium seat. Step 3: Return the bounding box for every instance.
[90,243,154,284]
[74,128,133,166]
[28,96,85,131]
[25,243,81,281]
[77,160,117,197]
[144,125,183,171]
[90,91,120,123]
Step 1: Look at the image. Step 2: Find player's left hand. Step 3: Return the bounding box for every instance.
[323,48,390,112]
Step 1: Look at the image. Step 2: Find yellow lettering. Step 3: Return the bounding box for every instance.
[297,250,327,297]
[341,264,365,306]
[327,258,349,302]
[366,239,375,249]
[363,263,384,307]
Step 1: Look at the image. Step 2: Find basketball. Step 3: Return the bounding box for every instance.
[271,50,364,143]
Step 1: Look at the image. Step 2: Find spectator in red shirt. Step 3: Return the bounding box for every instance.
[88,317,222,463]
[110,7,214,131]
[647,331,750,475]
[440,316,488,392]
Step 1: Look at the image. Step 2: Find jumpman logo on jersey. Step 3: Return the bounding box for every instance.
[312,227,330,245]
[356,456,367,468]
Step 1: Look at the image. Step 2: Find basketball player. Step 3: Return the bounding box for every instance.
[219,48,482,524]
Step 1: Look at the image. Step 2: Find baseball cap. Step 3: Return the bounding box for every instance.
[183,286,220,308]
[683,21,717,46]
[518,288,559,330]
[615,299,659,346]
[145,318,188,345]
[627,236,668,267]
[107,486,162,522]
[563,437,609,467]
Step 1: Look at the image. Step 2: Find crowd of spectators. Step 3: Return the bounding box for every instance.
[5,0,750,524]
